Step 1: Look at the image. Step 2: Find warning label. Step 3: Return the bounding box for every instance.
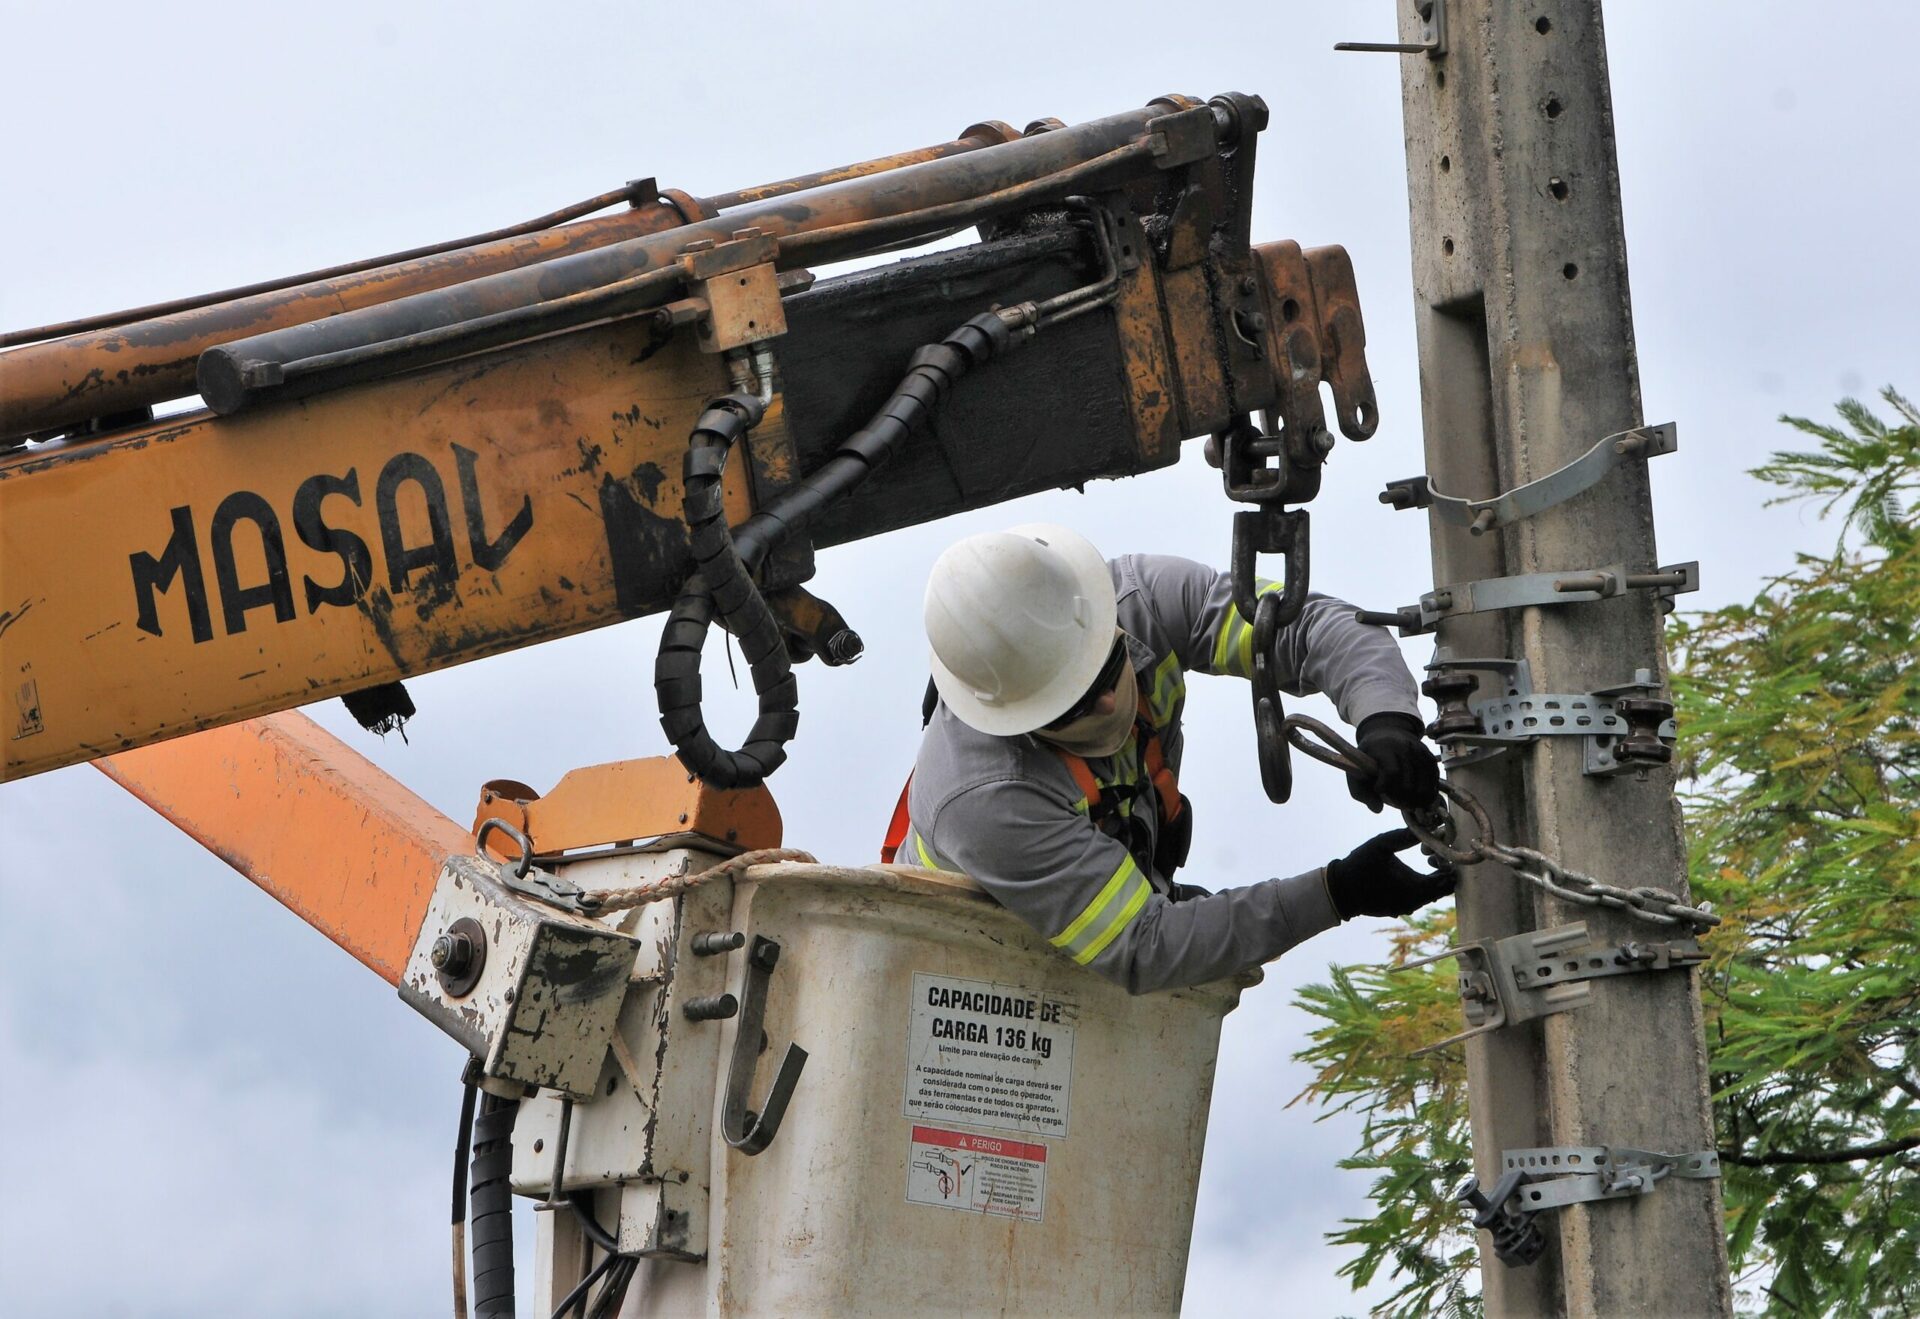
[904,972,1076,1137]
[906,1125,1047,1222]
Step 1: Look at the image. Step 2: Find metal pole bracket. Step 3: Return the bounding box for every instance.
[1460,1145,1721,1269]
[1400,921,1704,1056]
[1356,561,1699,636]
[1381,422,1677,535]
[1421,657,1679,777]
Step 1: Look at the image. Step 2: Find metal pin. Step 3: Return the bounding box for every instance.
[683,993,740,1022]
[692,931,746,957]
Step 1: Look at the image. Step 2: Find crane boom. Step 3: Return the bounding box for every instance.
[0,93,1375,782]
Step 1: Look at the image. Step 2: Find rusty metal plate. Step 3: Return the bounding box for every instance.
[695,262,788,353]
[0,321,749,780]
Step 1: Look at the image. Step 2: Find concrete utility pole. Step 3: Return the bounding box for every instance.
[1376,1,1734,1313]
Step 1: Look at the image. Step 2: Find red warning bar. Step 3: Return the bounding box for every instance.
[912,1124,1048,1163]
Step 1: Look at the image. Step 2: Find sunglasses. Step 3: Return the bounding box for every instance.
[1045,635,1130,730]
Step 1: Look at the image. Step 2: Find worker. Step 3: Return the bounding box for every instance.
[883,523,1453,994]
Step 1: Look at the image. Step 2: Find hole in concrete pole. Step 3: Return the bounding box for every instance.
[1280,297,1300,322]
[1549,176,1570,200]
[1563,262,1579,280]
[1435,69,1446,89]
[1536,15,1552,33]
[1440,154,1451,172]
[1442,237,1455,256]
[1545,97,1564,119]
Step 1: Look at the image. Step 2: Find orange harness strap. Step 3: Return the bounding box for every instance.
[880,711,1183,866]
[880,772,915,864]
[1053,713,1182,827]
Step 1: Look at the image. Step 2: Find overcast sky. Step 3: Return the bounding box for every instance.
[3,3,1916,1315]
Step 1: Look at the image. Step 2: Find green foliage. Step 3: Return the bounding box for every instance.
[1289,914,1477,1317]
[1291,390,1920,1317]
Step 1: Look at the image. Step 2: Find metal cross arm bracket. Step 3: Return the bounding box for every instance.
[1355,561,1699,636]
[1400,921,1704,1057]
[1381,422,1677,535]
[1460,1145,1721,1269]
[1421,657,1678,777]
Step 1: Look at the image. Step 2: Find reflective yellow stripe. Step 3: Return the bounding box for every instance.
[1147,651,1184,724]
[913,830,937,869]
[1076,875,1151,963]
[1229,579,1285,677]
[1211,605,1239,672]
[1072,797,1090,814]
[1050,855,1139,951]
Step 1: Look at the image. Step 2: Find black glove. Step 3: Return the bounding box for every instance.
[1348,712,1442,813]
[1325,827,1457,920]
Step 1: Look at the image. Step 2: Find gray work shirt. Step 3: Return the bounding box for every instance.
[897,554,1421,994]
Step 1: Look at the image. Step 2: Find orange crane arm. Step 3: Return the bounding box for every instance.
[95,711,468,983]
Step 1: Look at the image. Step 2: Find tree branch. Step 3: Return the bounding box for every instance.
[1721,1133,1920,1167]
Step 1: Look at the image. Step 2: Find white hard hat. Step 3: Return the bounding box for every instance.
[923,523,1117,736]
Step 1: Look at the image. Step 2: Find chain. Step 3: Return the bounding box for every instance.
[1284,714,1719,931]
[577,847,817,915]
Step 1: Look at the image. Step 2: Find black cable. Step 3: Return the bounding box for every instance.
[565,1193,622,1255]
[469,1092,520,1317]
[586,1257,639,1319]
[451,1077,479,1319]
[656,309,1025,788]
[550,1249,619,1319]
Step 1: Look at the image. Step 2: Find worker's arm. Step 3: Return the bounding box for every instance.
[1126,554,1420,726]
[928,772,1343,995]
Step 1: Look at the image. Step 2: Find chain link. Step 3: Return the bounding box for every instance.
[1283,714,1719,932]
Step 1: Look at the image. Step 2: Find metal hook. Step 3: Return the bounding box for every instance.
[720,936,809,1156]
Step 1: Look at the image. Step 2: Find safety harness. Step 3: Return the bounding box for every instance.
[881,679,1192,884]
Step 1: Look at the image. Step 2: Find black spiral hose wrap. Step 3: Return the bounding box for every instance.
[468,1093,519,1316]
[657,311,1019,787]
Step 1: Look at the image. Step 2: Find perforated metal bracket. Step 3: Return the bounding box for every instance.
[1400,921,1704,1056]
[1356,561,1699,635]
[1502,1146,1721,1213]
[1464,1145,1721,1268]
[1382,422,1677,534]
[1401,924,1593,1056]
[1422,656,1678,776]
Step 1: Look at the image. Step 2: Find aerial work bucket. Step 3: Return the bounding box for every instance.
[507,847,1250,1317]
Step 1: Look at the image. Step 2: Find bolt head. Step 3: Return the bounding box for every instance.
[432,930,472,975]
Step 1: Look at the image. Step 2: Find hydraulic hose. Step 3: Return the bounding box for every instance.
[469,1092,520,1317]
[654,394,795,789]
[656,309,1026,788]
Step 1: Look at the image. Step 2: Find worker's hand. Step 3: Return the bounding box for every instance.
[1325,827,1456,920]
[1348,712,1441,812]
